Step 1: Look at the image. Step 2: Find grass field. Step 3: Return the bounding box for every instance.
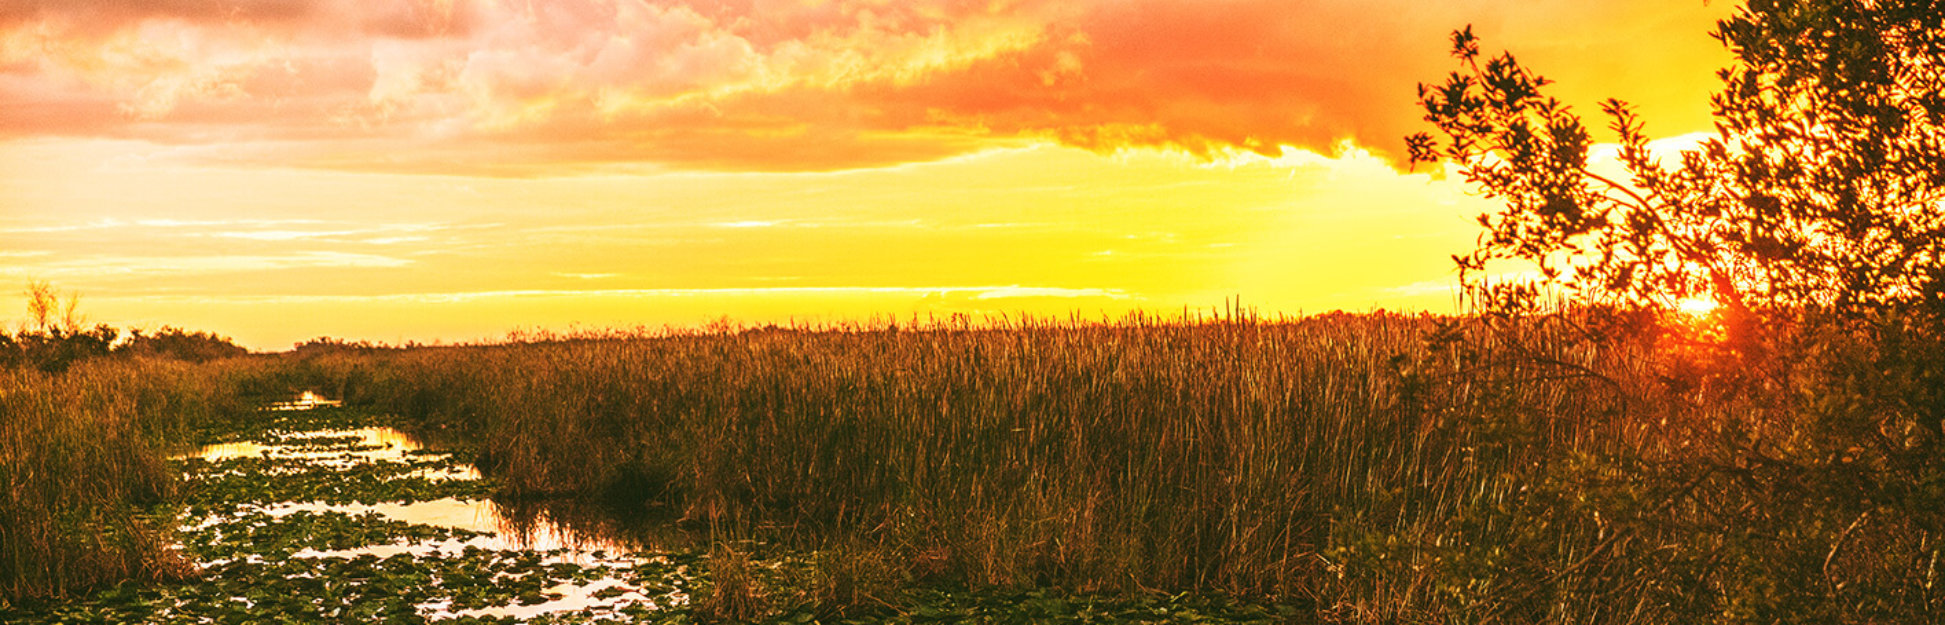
[0,358,251,606]
[268,310,1942,622]
[5,310,1941,622]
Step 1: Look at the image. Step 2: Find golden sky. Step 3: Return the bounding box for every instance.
[0,0,1732,350]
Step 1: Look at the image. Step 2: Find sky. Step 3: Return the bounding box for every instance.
[0,0,1733,350]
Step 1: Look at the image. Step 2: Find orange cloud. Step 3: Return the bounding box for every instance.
[860,0,1730,162]
[0,0,1729,173]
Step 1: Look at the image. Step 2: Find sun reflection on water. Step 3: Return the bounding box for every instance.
[268,390,343,411]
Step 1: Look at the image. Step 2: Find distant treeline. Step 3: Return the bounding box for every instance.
[0,324,250,373]
[1,282,246,372]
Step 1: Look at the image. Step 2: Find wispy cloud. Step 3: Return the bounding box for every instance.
[1379,279,1459,298]
[973,286,1129,300]
[3,252,413,279]
[3,218,470,247]
[107,285,1130,305]
[216,230,367,241]
[361,236,433,245]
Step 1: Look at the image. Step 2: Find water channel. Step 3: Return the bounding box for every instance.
[6,392,1294,624]
[164,395,697,621]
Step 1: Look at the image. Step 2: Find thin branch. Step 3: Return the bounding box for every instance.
[1582,170,1655,214]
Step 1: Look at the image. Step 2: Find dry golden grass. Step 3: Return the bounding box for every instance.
[309,310,1939,621]
[13,308,1937,621]
[0,357,250,605]
[299,313,1695,608]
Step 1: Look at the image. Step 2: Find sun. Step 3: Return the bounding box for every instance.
[1676,297,1719,317]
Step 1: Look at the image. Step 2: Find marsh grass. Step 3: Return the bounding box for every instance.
[16,308,1936,622]
[695,541,769,621]
[299,309,1944,621]
[280,313,1683,613]
[0,358,250,605]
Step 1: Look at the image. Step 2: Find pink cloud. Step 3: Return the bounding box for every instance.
[0,0,1728,173]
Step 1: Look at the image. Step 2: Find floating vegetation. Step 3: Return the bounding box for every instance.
[8,401,1295,623]
[189,403,385,447]
[177,455,493,508]
[4,404,685,623]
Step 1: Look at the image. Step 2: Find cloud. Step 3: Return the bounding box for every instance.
[1379,278,1459,298]
[2,251,412,280]
[103,284,1129,304]
[0,217,450,241]
[0,0,1729,173]
[972,286,1128,300]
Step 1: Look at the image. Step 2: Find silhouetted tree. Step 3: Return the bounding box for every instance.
[5,282,115,372]
[22,281,81,335]
[1407,3,1945,618]
[1409,0,1945,338]
[4,283,248,371]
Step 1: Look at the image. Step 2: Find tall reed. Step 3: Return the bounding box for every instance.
[298,317,1618,588]
[281,310,1944,621]
[0,357,248,605]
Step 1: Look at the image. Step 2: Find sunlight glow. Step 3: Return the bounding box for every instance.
[1677,297,1718,317]
[0,0,1733,350]
[269,391,344,411]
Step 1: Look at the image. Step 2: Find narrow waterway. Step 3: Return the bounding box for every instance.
[9,395,706,623]
[7,393,1298,624]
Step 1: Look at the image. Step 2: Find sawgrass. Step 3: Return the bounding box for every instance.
[0,358,248,605]
[296,313,1675,612]
[306,310,1942,621]
[13,308,1941,622]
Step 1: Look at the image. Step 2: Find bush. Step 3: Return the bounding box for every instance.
[116,327,248,363]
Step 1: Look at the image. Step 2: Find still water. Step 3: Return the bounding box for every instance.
[181,425,654,555]
[177,397,687,620]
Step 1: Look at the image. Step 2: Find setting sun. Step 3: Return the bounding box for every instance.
[1677,296,1720,317]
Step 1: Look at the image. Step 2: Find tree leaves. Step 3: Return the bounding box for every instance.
[1414,0,1945,334]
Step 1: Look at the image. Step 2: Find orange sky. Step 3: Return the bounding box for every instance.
[0,0,1732,350]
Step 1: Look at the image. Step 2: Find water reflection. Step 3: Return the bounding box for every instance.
[268,390,342,411]
[419,577,673,621]
[257,502,680,621]
[185,427,454,466]
[179,392,693,621]
[497,497,697,554]
[185,413,676,558]
[260,497,658,557]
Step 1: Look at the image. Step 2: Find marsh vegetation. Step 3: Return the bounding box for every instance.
[2,304,1942,622]
[8,1,1945,621]
[277,310,1945,622]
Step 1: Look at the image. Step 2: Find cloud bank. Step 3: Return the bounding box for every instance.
[0,0,1727,173]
